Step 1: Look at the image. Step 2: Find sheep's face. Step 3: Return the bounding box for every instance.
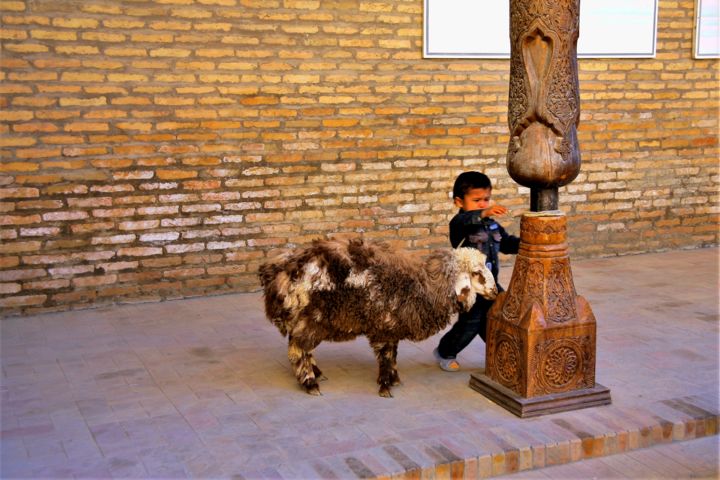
[453,248,497,311]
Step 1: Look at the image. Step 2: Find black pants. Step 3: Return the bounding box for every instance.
[437,296,495,359]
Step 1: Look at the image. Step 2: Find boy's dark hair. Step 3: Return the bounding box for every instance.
[453,171,492,199]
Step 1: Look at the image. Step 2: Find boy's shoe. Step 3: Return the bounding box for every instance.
[433,348,460,372]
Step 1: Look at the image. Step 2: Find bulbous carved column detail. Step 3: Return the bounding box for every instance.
[507,0,581,211]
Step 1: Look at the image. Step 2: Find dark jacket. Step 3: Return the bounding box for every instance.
[449,210,520,286]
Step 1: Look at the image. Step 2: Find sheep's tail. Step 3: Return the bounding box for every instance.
[258,257,291,337]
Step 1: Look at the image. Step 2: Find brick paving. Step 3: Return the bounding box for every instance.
[1,247,718,479]
[498,435,719,479]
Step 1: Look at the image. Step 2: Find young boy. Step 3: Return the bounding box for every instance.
[434,171,520,372]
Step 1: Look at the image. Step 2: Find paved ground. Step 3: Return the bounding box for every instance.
[1,247,718,479]
[499,434,719,479]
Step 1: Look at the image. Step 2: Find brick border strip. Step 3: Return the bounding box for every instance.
[367,396,719,479]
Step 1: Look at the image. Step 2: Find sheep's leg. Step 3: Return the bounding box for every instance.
[389,341,401,386]
[370,340,397,398]
[288,336,322,396]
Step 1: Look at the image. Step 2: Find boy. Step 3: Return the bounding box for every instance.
[434,171,520,372]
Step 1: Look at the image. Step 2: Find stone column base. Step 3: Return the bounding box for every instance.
[470,373,611,418]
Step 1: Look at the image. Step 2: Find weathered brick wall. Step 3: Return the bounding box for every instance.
[1,0,718,315]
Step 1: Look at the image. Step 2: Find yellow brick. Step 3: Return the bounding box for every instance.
[107,73,149,82]
[103,19,145,29]
[157,169,198,180]
[171,8,212,18]
[81,32,126,42]
[56,45,99,55]
[12,97,55,107]
[378,39,410,49]
[8,71,57,81]
[157,121,197,130]
[61,72,105,82]
[283,74,320,83]
[116,122,153,131]
[220,35,259,45]
[360,2,393,12]
[52,18,99,28]
[4,43,48,53]
[59,97,107,107]
[0,2,25,11]
[105,47,147,57]
[194,22,233,31]
[0,110,33,121]
[1,15,50,26]
[0,162,40,172]
[83,4,123,14]
[199,74,240,83]
[0,136,36,147]
[198,0,237,5]
[0,28,27,40]
[30,30,77,41]
[283,0,319,8]
[196,48,235,57]
[149,21,192,30]
[131,33,174,43]
[64,122,109,132]
[149,48,191,57]
[154,74,196,83]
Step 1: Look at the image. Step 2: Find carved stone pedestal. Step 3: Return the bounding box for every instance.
[470,211,611,417]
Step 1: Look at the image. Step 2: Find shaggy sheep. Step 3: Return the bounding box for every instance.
[258,238,497,397]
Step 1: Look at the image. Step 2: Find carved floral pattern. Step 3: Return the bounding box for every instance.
[496,339,520,385]
[548,258,577,323]
[502,257,526,323]
[543,345,578,386]
[532,336,594,394]
[488,331,523,392]
[520,216,566,237]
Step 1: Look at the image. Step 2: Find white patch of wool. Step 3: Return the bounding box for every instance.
[345,269,370,288]
[304,261,333,290]
[454,247,486,273]
[283,261,334,312]
[454,271,477,312]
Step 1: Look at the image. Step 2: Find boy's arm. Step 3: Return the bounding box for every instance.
[448,216,466,248]
[497,223,520,254]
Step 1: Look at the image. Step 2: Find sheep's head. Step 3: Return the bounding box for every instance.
[453,248,497,311]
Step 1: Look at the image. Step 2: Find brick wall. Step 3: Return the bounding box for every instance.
[1,0,718,316]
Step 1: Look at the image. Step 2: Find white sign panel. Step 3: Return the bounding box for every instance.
[695,0,720,58]
[424,0,659,58]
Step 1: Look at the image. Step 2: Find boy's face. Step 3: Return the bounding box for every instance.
[454,187,491,212]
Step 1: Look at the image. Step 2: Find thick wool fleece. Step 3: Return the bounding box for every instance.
[258,238,495,397]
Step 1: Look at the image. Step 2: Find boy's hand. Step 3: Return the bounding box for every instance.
[481,204,509,218]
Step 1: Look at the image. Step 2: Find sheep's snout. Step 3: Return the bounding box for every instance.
[472,270,498,301]
[454,268,498,311]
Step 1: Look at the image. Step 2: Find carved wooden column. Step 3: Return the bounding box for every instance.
[469,0,611,417]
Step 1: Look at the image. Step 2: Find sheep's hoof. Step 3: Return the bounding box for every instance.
[305,384,322,396]
[378,387,393,398]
